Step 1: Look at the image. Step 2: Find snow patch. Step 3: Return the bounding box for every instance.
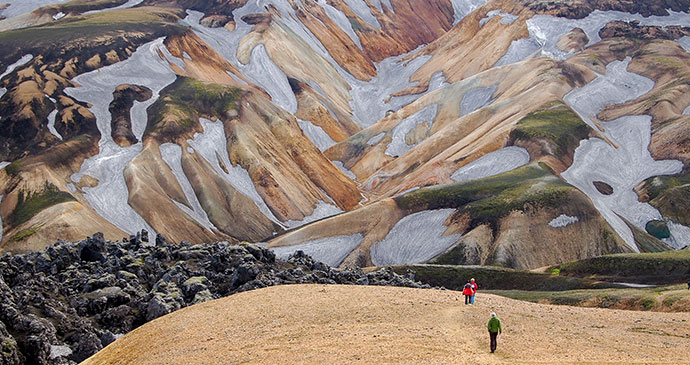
[240,45,296,114]
[0,162,9,170]
[159,143,217,232]
[66,38,181,235]
[450,0,488,25]
[385,104,438,157]
[285,201,343,229]
[0,54,33,80]
[371,209,462,266]
[297,119,337,151]
[564,57,654,130]
[548,214,579,228]
[397,186,420,196]
[52,12,65,20]
[342,0,380,29]
[370,0,394,13]
[334,161,357,181]
[319,0,362,49]
[678,36,690,53]
[526,10,690,60]
[460,85,497,116]
[271,233,364,267]
[187,118,283,226]
[47,109,62,140]
[561,56,686,251]
[562,116,682,250]
[0,0,68,19]
[451,146,530,183]
[83,0,144,14]
[349,49,432,128]
[186,8,302,114]
[367,132,386,145]
[664,221,690,250]
[494,37,541,67]
[480,9,518,27]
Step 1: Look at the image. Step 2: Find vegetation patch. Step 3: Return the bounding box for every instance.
[487,284,690,312]
[642,173,690,227]
[391,264,619,292]
[145,77,244,142]
[509,101,590,158]
[7,184,76,227]
[8,224,45,243]
[550,249,690,284]
[0,7,185,67]
[46,0,128,14]
[394,162,574,231]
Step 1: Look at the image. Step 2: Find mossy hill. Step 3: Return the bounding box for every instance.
[550,248,690,284]
[509,100,591,159]
[145,77,244,143]
[394,162,574,231]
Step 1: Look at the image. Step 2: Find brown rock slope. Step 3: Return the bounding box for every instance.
[83,284,690,364]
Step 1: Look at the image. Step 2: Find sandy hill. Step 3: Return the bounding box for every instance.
[84,284,690,364]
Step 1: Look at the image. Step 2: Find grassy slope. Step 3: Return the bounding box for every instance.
[551,248,690,284]
[644,173,690,227]
[7,184,76,228]
[394,162,573,229]
[145,77,244,143]
[509,101,590,158]
[392,264,621,291]
[488,284,690,312]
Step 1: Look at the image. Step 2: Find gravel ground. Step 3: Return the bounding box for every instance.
[84,284,690,364]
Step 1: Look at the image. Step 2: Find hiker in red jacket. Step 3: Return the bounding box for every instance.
[470,278,478,304]
[462,280,473,305]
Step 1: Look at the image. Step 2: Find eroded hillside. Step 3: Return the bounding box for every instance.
[0,0,689,270]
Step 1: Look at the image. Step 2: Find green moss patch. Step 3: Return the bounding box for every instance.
[551,249,690,284]
[8,224,45,243]
[509,101,590,158]
[145,77,244,141]
[394,162,574,230]
[391,264,620,291]
[643,173,690,227]
[487,284,690,312]
[7,184,76,227]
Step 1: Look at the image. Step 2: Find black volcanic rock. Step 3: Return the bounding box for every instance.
[599,21,690,40]
[522,0,690,19]
[0,232,429,364]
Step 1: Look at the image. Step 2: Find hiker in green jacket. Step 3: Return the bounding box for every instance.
[487,312,502,353]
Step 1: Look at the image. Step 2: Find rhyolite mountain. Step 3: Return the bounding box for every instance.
[1,0,690,269]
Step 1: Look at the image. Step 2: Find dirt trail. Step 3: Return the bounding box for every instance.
[84,285,690,364]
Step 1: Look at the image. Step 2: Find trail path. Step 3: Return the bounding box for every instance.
[84,285,690,364]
